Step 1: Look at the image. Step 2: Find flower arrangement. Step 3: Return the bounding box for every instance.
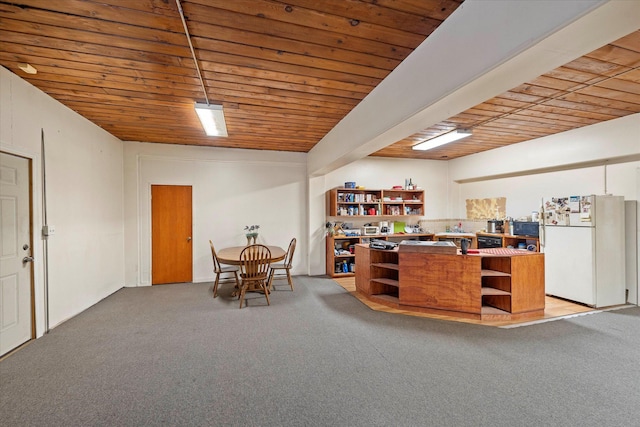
[325,221,342,236]
[244,225,260,236]
[244,225,260,245]
[325,221,335,236]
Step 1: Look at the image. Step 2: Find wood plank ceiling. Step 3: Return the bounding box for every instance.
[1,1,639,160]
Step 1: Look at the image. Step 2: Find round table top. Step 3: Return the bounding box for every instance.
[217,245,286,266]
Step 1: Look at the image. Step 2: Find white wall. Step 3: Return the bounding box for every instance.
[325,157,451,219]
[449,113,639,184]
[123,142,307,286]
[0,67,125,333]
[452,163,640,220]
[448,114,640,218]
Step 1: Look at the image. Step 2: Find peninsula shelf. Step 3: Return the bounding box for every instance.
[355,244,545,321]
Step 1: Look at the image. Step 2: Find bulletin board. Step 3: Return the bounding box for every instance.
[465,197,506,219]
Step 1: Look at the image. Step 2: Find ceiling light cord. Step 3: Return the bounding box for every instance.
[176,0,210,106]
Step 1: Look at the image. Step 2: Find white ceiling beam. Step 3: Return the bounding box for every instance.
[307,0,640,176]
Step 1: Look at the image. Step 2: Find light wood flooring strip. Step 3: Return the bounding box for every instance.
[333,277,594,327]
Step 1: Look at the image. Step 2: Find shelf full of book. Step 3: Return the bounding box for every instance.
[327,188,424,217]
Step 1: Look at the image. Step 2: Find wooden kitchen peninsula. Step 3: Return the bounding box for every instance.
[354,243,545,321]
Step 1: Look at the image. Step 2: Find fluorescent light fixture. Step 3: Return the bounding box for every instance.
[412,128,472,151]
[18,63,37,74]
[194,102,228,137]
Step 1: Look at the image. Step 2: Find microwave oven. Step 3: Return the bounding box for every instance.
[363,226,380,235]
[513,221,539,237]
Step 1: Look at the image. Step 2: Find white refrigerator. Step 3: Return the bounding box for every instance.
[541,195,626,307]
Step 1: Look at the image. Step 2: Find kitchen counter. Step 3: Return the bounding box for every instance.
[434,232,477,248]
[434,232,476,238]
[475,231,504,237]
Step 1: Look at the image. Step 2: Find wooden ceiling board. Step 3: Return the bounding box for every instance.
[527,104,620,122]
[279,0,446,35]
[183,2,415,60]
[1,0,637,159]
[186,20,402,71]
[184,0,432,49]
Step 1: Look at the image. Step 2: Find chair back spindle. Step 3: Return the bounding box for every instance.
[238,244,272,308]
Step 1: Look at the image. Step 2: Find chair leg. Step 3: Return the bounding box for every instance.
[286,269,294,291]
[267,268,274,292]
[267,269,275,292]
[263,281,271,306]
[233,271,240,288]
[213,273,220,298]
[238,284,246,309]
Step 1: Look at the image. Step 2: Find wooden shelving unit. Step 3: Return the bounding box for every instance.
[327,187,424,217]
[325,186,428,277]
[327,233,433,277]
[503,235,540,252]
[480,257,512,315]
[355,245,399,299]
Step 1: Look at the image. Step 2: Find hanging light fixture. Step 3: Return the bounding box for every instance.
[194,103,228,137]
[177,0,228,137]
[412,128,472,151]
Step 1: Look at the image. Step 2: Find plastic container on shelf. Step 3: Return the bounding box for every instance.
[342,260,349,273]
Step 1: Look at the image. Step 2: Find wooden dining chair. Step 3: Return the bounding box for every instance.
[209,240,240,298]
[268,237,296,292]
[238,244,272,309]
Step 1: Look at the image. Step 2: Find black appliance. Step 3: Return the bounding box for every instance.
[487,220,504,233]
[477,235,502,248]
[369,239,398,250]
[513,221,540,237]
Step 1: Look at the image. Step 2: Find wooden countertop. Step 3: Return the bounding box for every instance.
[434,232,476,238]
[476,232,539,239]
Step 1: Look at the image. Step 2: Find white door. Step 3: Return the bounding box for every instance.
[0,152,33,355]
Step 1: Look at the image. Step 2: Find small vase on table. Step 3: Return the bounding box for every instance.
[244,225,260,246]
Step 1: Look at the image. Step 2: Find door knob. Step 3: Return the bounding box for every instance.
[23,256,34,263]
[187,237,192,241]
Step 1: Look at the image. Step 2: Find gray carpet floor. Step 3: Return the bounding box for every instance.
[1,276,639,426]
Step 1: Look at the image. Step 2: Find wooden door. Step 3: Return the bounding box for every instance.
[151,185,192,285]
[0,152,34,355]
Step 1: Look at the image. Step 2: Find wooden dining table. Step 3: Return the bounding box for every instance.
[217,245,286,266]
[217,245,286,297]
